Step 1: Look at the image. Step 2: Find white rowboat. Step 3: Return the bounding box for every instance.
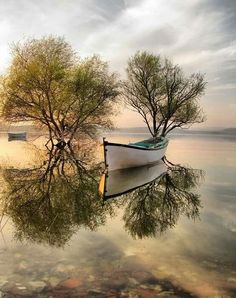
[103,137,169,171]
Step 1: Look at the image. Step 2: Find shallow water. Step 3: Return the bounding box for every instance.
[0,133,236,297]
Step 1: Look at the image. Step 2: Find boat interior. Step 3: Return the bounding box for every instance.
[129,137,168,149]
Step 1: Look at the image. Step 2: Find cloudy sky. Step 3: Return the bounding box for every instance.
[0,0,235,128]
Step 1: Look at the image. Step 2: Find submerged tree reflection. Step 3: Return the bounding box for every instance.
[1,145,110,247]
[0,147,204,246]
[122,159,204,239]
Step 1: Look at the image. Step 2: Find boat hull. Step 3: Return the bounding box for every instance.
[104,141,168,171]
[8,132,27,141]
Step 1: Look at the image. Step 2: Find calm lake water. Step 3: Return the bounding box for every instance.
[0,132,236,297]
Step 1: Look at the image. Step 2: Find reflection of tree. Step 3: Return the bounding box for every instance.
[1,146,108,247]
[123,160,204,239]
[0,147,204,245]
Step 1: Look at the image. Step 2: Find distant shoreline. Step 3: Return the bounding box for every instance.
[104,127,236,136]
[0,125,236,137]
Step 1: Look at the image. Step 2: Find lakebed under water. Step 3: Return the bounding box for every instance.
[0,132,235,297]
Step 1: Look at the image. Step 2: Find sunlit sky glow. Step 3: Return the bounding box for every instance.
[0,0,235,128]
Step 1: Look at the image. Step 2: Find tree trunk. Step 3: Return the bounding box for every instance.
[153,112,157,138]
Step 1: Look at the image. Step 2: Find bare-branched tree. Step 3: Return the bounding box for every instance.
[123,51,206,137]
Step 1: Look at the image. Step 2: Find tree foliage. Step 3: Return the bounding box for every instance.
[123,51,206,137]
[1,37,119,144]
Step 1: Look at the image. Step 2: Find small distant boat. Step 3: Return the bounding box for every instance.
[103,137,169,171]
[8,132,27,141]
[99,161,167,200]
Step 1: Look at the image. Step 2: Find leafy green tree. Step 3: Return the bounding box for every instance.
[1,37,119,145]
[123,51,206,137]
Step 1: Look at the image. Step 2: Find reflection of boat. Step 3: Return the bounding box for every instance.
[8,132,27,141]
[103,137,168,170]
[99,160,167,200]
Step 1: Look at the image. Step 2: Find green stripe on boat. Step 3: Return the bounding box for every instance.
[129,137,168,149]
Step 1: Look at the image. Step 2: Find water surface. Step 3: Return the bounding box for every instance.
[0,133,236,297]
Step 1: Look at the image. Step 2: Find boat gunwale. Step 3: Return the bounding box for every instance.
[104,140,169,151]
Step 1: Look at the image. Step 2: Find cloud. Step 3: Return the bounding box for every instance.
[0,0,235,127]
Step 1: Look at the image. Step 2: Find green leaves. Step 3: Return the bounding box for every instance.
[1,37,119,142]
